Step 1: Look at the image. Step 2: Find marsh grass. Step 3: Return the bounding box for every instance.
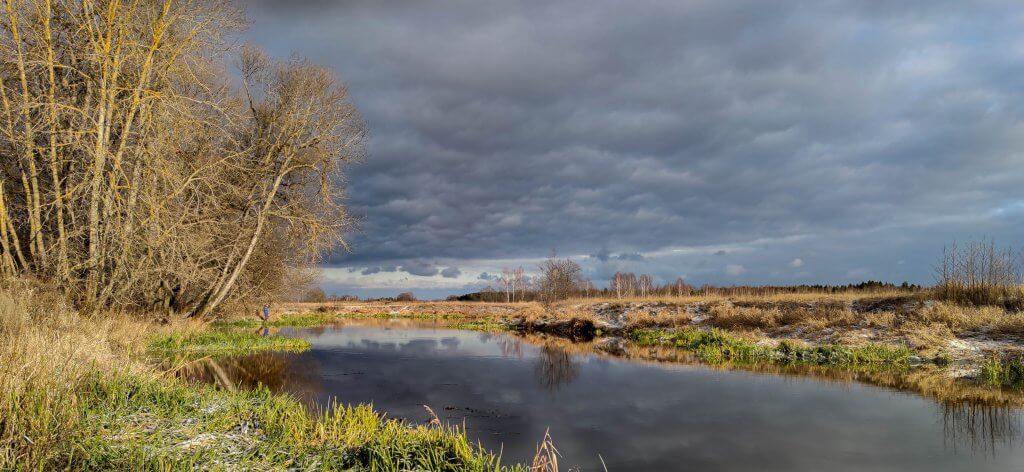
[446,319,510,332]
[72,373,524,471]
[213,312,341,329]
[0,282,533,471]
[981,356,1024,389]
[149,331,311,358]
[630,327,913,367]
[222,309,519,333]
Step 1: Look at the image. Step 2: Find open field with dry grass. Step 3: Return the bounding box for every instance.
[278,290,1024,367]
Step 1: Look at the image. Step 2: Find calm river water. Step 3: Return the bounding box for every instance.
[193,323,1024,471]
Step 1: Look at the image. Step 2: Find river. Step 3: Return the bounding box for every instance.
[185,322,1024,471]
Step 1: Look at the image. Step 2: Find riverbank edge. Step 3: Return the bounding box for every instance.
[264,299,1024,392]
[2,315,533,471]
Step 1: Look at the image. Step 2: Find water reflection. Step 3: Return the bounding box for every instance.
[944,402,1022,455]
[176,351,322,403]
[534,345,579,392]
[177,323,1024,470]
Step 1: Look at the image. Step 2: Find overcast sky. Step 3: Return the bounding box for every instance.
[245,0,1024,299]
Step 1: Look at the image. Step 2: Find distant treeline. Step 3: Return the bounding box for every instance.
[449,267,922,303]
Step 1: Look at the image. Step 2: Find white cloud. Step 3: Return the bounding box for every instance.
[789,258,804,268]
[725,264,746,276]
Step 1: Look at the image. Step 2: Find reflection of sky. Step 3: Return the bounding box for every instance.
[308,326,531,359]
[279,326,1024,471]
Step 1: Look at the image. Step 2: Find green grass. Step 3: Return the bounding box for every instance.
[214,311,471,329]
[213,311,502,334]
[445,319,509,332]
[981,356,1024,389]
[213,313,340,329]
[148,331,311,359]
[54,372,528,471]
[9,325,529,470]
[331,311,468,321]
[629,327,913,367]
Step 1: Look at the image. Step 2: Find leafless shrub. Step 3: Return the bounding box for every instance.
[936,240,1022,308]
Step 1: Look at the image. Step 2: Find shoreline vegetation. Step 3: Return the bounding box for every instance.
[0,282,534,471]
[273,290,1024,394]
[5,285,1024,470]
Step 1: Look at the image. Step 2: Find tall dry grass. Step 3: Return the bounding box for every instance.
[0,280,189,468]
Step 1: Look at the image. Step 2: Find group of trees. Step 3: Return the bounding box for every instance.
[449,258,584,303]
[936,240,1022,307]
[0,1,363,316]
[497,267,526,302]
[610,272,691,298]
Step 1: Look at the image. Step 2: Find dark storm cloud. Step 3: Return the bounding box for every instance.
[398,260,440,277]
[615,252,646,262]
[441,267,462,279]
[590,248,612,263]
[360,265,397,276]
[245,0,1024,292]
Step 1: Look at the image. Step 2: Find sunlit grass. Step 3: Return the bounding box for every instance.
[1,280,530,470]
[73,373,526,471]
[629,327,913,367]
[148,331,311,358]
[213,313,339,328]
[981,356,1024,389]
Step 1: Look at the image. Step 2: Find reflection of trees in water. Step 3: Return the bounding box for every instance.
[499,336,524,359]
[534,345,580,392]
[174,352,322,404]
[943,401,1022,455]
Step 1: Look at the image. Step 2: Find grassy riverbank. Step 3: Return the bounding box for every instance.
[287,293,1024,363]
[150,331,312,358]
[628,327,915,366]
[281,294,1024,393]
[0,283,528,471]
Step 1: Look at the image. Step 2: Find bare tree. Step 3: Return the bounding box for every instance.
[537,257,583,303]
[611,272,622,298]
[638,274,653,298]
[674,277,691,297]
[512,266,525,302]
[623,272,637,297]
[581,278,594,298]
[500,267,513,302]
[0,2,364,316]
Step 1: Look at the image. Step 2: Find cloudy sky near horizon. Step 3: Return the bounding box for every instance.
[245,0,1024,299]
